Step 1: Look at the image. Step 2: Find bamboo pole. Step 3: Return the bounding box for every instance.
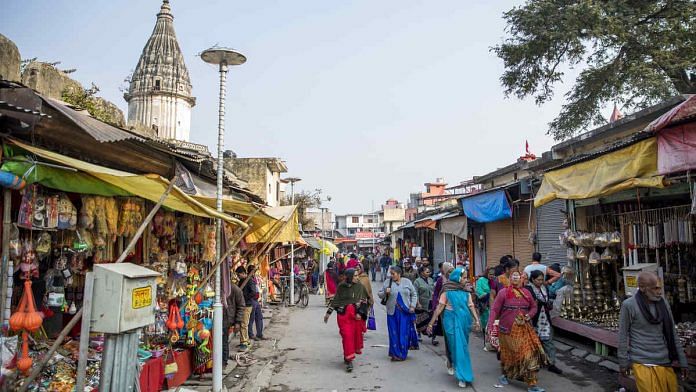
[1,189,12,328]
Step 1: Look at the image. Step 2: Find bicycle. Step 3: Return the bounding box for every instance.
[279,275,309,308]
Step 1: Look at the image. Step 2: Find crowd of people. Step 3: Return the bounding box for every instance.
[322,250,689,392]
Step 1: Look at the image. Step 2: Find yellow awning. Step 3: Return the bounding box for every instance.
[10,139,247,228]
[534,138,664,207]
[193,196,276,234]
[245,205,301,244]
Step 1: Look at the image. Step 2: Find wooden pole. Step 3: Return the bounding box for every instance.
[1,189,11,328]
[74,272,95,392]
[18,307,83,392]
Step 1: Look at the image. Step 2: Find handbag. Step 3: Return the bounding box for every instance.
[367,306,377,330]
[164,347,178,378]
[486,320,500,351]
[380,279,392,306]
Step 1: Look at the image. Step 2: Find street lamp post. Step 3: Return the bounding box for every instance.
[283,177,301,306]
[201,47,246,392]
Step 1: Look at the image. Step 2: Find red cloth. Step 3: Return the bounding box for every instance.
[657,122,696,174]
[165,349,192,389]
[346,258,360,270]
[325,271,337,296]
[337,304,364,362]
[139,356,164,392]
[488,287,537,335]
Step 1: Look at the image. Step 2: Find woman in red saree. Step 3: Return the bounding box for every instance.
[324,268,369,372]
[324,260,339,305]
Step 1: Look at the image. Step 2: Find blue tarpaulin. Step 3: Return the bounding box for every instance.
[460,190,512,223]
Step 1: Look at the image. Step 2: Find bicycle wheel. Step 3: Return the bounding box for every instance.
[282,286,291,307]
[298,285,309,308]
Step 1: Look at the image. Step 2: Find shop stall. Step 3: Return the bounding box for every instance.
[0,140,282,391]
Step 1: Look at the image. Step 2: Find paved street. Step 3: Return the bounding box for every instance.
[259,281,615,392]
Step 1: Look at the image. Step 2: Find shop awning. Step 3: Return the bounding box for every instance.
[303,237,338,254]
[656,123,696,174]
[439,215,468,238]
[534,138,664,207]
[460,190,512,223]
[245,205,300,244]
[5,138,247,227]
[645,95,696,132]
[192,195,277,235]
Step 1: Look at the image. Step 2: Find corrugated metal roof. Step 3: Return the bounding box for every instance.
[41,96,144,143]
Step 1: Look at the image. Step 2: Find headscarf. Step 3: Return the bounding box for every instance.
[449,267,464,283]
[331,268,368,308]
[443,267,466,293]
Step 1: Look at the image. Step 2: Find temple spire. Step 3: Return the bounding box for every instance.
[124,0,195,141]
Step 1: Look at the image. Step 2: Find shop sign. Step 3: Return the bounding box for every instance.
[132,286,152,309]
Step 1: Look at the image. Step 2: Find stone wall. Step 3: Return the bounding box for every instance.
[0,34,21,82]
[21,61,83,99]
[225,158,271,204]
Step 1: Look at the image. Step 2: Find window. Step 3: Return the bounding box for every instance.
[367,218,374,224]
[513,172,518,181]
[351,217,359,224]
[154,80,161,90]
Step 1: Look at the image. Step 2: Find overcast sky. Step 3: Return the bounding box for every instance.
[3,0,593,214]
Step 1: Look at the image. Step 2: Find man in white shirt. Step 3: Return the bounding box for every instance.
[523,252,560,285]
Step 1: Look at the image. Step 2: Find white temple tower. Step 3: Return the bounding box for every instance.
[124,0,195,141]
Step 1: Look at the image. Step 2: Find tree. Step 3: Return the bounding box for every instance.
[281,190,321,230]
[493,1,696,140]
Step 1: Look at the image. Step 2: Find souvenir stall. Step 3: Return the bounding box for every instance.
[0,141,256,391]
[535,137,696,362]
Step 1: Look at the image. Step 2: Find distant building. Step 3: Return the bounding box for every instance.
[124,0,195,140]
[226,157,288,207]
[421,178,448,206]
[335,213,382,237]
[382,198,406,234]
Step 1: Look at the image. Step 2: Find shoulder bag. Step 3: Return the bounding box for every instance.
[380,279,392,306]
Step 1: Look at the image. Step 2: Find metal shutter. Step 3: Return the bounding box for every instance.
[536,199,567,266]
[485,219,511,269]
[513,203,536,268]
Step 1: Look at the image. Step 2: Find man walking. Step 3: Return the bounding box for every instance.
[618,271,688,392]
[379,252,392,282]
[223,274,245,367]
[523,252,560,285]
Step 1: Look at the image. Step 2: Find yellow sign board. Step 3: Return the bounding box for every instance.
[132,286,152,309]
[625,275,637,288]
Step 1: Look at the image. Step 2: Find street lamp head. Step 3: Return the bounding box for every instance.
[282,177,302,184]
[327,196,332,202]
[201,47,246,66]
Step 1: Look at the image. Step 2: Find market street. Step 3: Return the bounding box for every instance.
[248,282,615,392]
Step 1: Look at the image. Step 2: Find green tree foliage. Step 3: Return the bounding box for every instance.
[281,190,321,230]
[493,1,696,140]
[61,83,121,126]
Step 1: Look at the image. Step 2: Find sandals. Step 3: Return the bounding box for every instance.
[235,352,258,367]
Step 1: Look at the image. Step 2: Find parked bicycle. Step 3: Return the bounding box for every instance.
[278,275,309,308]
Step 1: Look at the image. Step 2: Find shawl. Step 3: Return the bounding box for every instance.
[331,281,368,309]
[635,290,679,362]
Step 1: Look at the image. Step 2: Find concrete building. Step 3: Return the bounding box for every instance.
[124,0,195,140]
[226,157,288,207]
[420,178,448,206]
[382,198,406,234]
[335,213,382,237]
[304,208,334,233]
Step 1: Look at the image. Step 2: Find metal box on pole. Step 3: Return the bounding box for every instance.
[91,263,159,333]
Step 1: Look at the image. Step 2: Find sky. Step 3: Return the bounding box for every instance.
[2,0,587,214]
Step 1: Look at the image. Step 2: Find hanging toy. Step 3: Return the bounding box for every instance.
[16,332,32,375]
[10,280,43,332]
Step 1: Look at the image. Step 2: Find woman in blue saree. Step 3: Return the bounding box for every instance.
[427,268,481,388]
[378,266,419,361]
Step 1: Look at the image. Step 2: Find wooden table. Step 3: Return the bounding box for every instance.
[551,317,618,355]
